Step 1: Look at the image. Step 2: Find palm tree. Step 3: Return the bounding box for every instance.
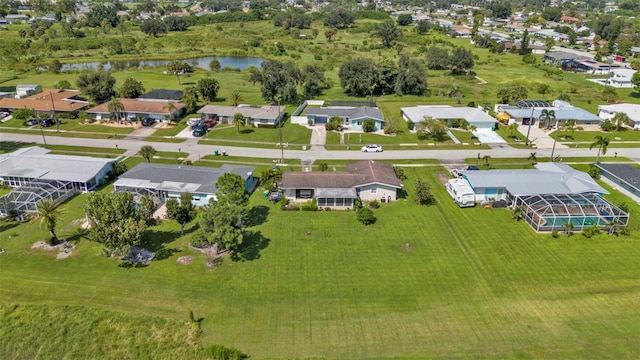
[482,155,491,167]
[612,112,629,132]
[36,198,63,245]
[230,92,243,106]
[163,101,177,123]
[232,113,246,134]
[468,124,477,139]
[589,135,610,163]
[512,205,524,221]
[563,221,574,237]
[528,152,537,165]
[138,145,157,163]
[107,97,125,123]
[507,123,519,139]
[540,109,556,129]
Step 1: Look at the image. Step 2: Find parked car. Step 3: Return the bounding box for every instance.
[187,118,203,127]
[192,124,208,137]
[466,165,479,171]
[0,111,9,119]
[361,144,383,152]
[141,117,157,127]
[202,118,218,128]
[24,118,40,126]
[40,118,58,127]
[126,114,138,122]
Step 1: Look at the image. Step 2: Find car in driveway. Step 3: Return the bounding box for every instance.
[40,118,58,127]
[0,111,9,119]
[187,118,203,127]
[141,117,157,127]
[24,118,40,126]
[361,144,383,152]
[192,124,208,137]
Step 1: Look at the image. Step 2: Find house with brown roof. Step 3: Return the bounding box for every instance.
[86,98,186,121]
[0,88,89,116]
[281,161,403,209]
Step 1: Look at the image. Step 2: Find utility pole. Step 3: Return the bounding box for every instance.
[50,91,59,132]
[278,99,283,165]
[525,103,535,146]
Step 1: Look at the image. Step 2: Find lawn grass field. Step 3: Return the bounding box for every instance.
[1,166,638,359]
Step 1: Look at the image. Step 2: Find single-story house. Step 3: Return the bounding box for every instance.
[401,105,502,143]
[282,160,403,209]
[0,88,89,116]
[598,103,640,129]
[451,26,472,37]
[595,163,640,202]
[0,146,115,218]
[113,163,256,206]
[197,104,284,127]
[0,146,115,192]
[305,106,384,132]
[562,59,620,74]
[86,98,186,121]
[544,51,584,66]
[500,100,602,127]
[604,69,637,88]
[16,84,42,98]
[448,162,629,232]
[3,14,29,24]
[138,89,184,101]
[534,30,568,42]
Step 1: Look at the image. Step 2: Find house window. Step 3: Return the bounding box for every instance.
[298,189,312,198]
[371,187,377,194]
[357,121,362,126]
[335,198,344,206]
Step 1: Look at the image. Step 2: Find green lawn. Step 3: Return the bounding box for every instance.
[1,167,638,359]
[554,128,640,143]
[204,122,312,145]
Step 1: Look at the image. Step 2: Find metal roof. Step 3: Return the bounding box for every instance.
[598,103,640,123]
[198,105,283,120]
[114,163,255,195]
[0,147,115,183]
[462,162,607,196]
[501,106,602,122]
[401,106,498,124]
[305,106,384,121]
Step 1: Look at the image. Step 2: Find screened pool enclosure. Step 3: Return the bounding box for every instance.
[513,193,629,232]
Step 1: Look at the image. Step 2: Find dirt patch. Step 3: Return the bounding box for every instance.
[188,243,230,259]
[176,255,194,265]
[32,241,74,259]
[31,241,59,251]
[436,171,451,185]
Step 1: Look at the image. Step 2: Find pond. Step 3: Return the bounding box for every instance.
[60,56,265,72]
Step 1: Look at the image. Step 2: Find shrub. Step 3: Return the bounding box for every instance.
[366,200,380,209]
[317,163,329,171]
[618,202,629,213]
[600,119,615,132]
[393,166,407,180]
[202,344,244,360]
[357,207,376,225]
[551,230,559,238]
[588,164,601,180]
[414,178,436,205]
[362,119,375,133]
[407,119,415,130]
[301,199,317,211]
[190,231,207,247]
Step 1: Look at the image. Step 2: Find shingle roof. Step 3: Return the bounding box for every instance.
[282,161,402,189]
[198,105,283,120]
[501,106,602,122]
[86,99,185,115]
[115,163,255,195]
[138,89,184,101]
[596,163,640,190]
[0,89,89,113]
[462,162,607,196]
[305,106,384,121]
[0,146,114,183]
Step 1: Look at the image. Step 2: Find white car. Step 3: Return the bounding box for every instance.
[361,144,383,152]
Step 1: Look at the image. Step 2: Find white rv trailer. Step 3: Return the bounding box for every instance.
[446,178,476,207]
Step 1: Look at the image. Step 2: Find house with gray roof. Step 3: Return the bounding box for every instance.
[113,163,256,206]
[282,161,402,209]
[197,104,283,127]
[544,51,584,65]
[598,103,640,129]
[500,100,602,127]
[450,163,629,232]
[305,106,384,132]
[595,163,640,202]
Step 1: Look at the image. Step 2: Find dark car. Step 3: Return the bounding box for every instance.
[141,117,157,127]
[40,118,57,127]
[24,118,40,126]
[466,165,480,171]
[192,124,208,137]
[202,119,218,128]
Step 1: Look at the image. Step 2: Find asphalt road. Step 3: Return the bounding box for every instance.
[5,132,640,164]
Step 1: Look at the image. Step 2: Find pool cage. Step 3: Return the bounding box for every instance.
[513,193,629,232]
[0,179,77,220]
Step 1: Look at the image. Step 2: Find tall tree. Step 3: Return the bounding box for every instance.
[496,84,528,104]
[252,60,301,104]
[138,145,157,163]
[108,97,125,122]
[374,20,402,48]
[632,71,640,92]
[168,60,185,85]
[118,77,145,98]
[181,86,199,113]
[537,83,550,100]
[230,92,243,106]
[602,86,617,103]
[36,198,63,245]
[86,4,118,28]
[375,58,398,95]
[166,192,196,235]
[589,135,610,163]
[323,6,355,29]
[196,77,220,103]
[339,57,378,97]
[425,46,450,70]
[140,19,168,37]
[232,113,246,134]
[395,56,427,96]
[76,70,116,103]
[301,64,328,98]
[84,192,147,257]
[612,112,629,131]
[448,47,474,75]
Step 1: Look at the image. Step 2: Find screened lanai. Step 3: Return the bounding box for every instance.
[0,179,76,220]
[513,193,629,232]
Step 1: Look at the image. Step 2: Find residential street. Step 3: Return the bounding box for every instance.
[5,132,640,164]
